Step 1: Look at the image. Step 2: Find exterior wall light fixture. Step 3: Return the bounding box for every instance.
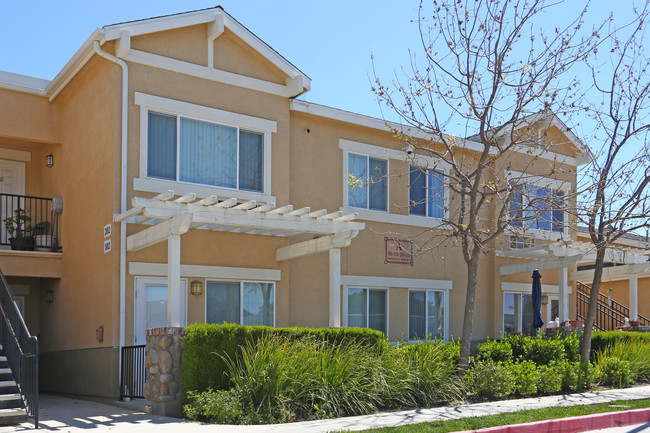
[46,154,54,168]
[46,290,54,303]
[541,295,548,305]
[190,280,203,295]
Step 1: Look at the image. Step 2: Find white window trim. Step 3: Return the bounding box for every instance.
[342,286,389,336]
[344,151,390,213]
[205,279,276,327]
[134,92,276,204]
[408,288,450,342]
[505,169,571,240]
[503,291,527,334]
[339,139,451,228]
[129,262,281,281]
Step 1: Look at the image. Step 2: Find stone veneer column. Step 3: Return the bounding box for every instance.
[144,327,184,417]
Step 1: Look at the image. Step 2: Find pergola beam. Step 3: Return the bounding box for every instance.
[126,213,192,252]
[570,262,650,281]
[275,230,359,261]
[500,255,582,276]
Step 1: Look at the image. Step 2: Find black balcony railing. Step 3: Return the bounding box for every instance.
[120,345,146,399]
[0,193,61,251]
[576,281,650,331]
[0,267,38,427]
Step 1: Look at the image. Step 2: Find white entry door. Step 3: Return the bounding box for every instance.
[0,160,25,245]
[546,295,559,323]
[134,277,187,345]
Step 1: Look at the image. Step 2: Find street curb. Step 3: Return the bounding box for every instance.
[456,408,650,433]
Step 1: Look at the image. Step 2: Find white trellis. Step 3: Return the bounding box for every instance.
[115,191,365,327]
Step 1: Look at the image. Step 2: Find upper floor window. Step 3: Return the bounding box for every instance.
[509,184,565,232]
[409,166,445,219]
[147,112,264,192]
[347,153,388,211]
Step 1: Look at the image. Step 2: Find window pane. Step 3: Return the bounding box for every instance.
[509,186,523,227]
[239,130,263,192]
[503,293,519,334]
[348,153,368,208]
[368,290,386,333]
[347,288,367,328]
[427,290,444,339]
[552,190,564,232]
[369,158,387,211]
[428,170,445,218]
[179,117,237,188]
[409,291,426,340]
[409,166,426,216]
[243,282,274,326]
[551,299,559,321]
[146,285,167,330]
[521,294,535,335]
[147,113,177,180]
[206,281,240,324]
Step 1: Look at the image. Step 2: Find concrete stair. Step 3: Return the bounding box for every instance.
[0,349,27,425]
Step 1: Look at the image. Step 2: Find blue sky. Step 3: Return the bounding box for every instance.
[0,1,640,126]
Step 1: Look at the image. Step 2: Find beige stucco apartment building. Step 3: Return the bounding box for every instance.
[0,7,647,401]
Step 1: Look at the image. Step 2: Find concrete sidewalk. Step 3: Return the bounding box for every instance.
[4,385,650,432]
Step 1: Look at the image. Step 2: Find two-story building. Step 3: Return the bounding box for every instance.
[0,7,646,403]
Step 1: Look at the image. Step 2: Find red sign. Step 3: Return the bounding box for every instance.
[385,238,413,265]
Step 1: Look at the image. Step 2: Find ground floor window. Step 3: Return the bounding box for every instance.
[206,281,274,326]
[408,290,445,340]
[503,292,534,334]
[347,287,387,333]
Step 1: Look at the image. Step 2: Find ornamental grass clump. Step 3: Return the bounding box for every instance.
[594,339,650,383]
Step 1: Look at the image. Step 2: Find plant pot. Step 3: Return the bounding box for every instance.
[568,320,584,327]
[9,236,35,251]
[629,321,641,327]
[34,235,57,252]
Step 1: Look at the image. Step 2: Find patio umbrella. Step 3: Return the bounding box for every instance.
[532,270,545,329]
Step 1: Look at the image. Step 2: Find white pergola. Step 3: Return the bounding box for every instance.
[114,191,365,328]
[497,241,650,322]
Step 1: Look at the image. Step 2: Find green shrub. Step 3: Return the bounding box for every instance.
[590,331,650,359]
[594,339,650,382]
[519,336,566,366]
[184,389,245,424]
[182,323,387,394]
[556,332,581,363]
[509,360,539,397]
[464,360,514,401]
[595,356,634,388]
[537,362,563,394]
[476,339,513,363]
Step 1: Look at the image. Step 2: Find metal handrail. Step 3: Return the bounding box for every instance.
[577,281,650,331]
[0,268,38,428]
[0,193,60,251]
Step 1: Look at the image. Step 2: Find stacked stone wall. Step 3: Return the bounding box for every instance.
[144,327,184,417]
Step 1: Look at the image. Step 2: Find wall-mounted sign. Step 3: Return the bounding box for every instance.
[384,238,413,265]
[104,239,111,254]
[104,223,111,238]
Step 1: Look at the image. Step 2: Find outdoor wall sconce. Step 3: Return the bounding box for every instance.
[46,290,54,303]
[46,154,54,168]
[190,280,203,295]
[541,295,548,305]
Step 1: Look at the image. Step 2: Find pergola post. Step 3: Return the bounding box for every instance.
[558,267,569,323]
[329,248,341,328]
[167,233,182,327]
[630,273,639,321]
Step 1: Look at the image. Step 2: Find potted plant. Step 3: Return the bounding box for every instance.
[3,208,34,250]
[32,221,56,251]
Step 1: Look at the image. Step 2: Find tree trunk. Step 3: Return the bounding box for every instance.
[459,251,480,369]
[580,248,606,363]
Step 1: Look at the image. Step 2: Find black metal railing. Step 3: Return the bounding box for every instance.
[0,193,61,251]
[576,281,650,331]
[0,268,38,428]
[120,345,146,399]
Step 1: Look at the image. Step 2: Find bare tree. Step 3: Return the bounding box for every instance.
[577,6,650,363]
[373,0,602,367]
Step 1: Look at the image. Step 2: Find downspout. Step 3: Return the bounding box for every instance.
[92,40,128,349]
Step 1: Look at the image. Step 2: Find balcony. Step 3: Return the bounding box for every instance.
[0,193,61,252]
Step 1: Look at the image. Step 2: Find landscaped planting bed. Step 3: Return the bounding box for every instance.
[181,325,650,425]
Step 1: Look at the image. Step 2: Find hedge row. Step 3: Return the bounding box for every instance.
[591,331,650,359]
[181,323,387,393]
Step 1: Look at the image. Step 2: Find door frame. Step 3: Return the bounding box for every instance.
[134,277,188,345]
